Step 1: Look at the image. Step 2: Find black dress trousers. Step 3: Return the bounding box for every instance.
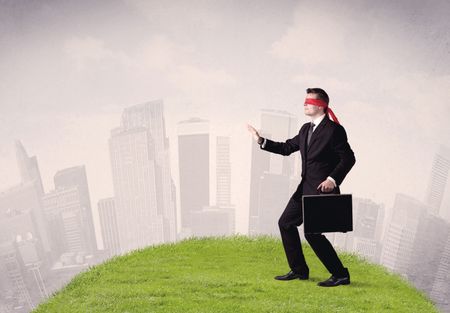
[278,183,347,277]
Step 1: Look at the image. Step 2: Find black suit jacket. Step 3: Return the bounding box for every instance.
[260,115,356,199]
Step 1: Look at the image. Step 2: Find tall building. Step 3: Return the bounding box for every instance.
[187,135,236,237]
[15,140,44,195]
[15,233,49,300]
[406,214,450,295]
[249,110,299,235]
[0,143,52,311]
[215,136,236,235]
[98,198,120,257]
[11,143,51,258]
[260,110,299,176]
[216,136,231,208]
[42,187,92,257]
[177,118,210,232]
[425,144,450,216]
[0,182,51,265]
[248,133,271,235]
[109,100,177,253]
[120,100,177,242]
[333,198,384,263]
[54,166,97,254]
[380,194,427,274]
[430,233,450,312]
[257,172,291,236]
[0,241,34,312]
[0,206,48,311]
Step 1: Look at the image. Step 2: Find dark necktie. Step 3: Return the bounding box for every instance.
[307,122,315,146]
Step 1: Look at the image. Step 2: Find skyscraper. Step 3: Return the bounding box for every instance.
[260,110,299,176]
[109,100,177,253]
[121,100,177,243]
[188,135,236,237]
[42,187,91,256]
[54,166,97,254]
[333,198,384,263]
[430,232,450,311]
[257,172,291,236]
[98,198,120,257]
[0,183,49,259]
[0,143,52,310]
[16,232,49,300]
[248,133,270,235]
[249,110,299,235]
[425,144,450,216]
[177,118,210,232]
[215,136,235,235]
[0,241,34,311]
[380,194,427,274]
[216,136,231,208]
[406,214,449,295]
[12,142,51,258]
[15,140,44,195]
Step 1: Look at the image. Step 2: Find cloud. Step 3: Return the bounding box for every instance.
[138,35,194,70]
[124,0,222,31]
[136,35,238,94]
[170,64,237,94]
[269,0,450,76]
[270,2,350,66]
[292,74,354,94]
[379,72,450,133]
[63,34,238,99]
[268,0,379,68]
[63,36,132,71]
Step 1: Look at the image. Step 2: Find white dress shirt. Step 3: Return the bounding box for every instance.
[310,113,326,132]
[260,113,337,188]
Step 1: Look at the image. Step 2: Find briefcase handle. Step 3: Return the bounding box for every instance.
[318,188,335,195]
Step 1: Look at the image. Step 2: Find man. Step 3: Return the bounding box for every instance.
[247,88,356,287]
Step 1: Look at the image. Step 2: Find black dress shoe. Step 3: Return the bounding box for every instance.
[317,272,350,287]
[274,270,309,281]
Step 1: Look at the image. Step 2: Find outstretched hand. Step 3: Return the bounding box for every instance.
[246,124,261,142]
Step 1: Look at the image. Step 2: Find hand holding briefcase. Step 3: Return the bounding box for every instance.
[302,194,353,234]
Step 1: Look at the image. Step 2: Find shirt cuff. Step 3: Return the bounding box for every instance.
[327,176,337,187]
[261,138,267,148]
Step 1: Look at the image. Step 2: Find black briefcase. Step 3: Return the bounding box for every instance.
[302,194,353,234]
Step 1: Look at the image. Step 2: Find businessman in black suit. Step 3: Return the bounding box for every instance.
[247,88,356,287]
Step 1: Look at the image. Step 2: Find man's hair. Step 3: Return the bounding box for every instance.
[306,88,329,113]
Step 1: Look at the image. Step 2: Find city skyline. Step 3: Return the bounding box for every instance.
[1,102,450,312]
[2,0,450,235]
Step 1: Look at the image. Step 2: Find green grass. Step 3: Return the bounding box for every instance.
[34,235,438,313]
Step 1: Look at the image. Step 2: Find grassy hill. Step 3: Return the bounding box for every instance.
[33,235,438,313]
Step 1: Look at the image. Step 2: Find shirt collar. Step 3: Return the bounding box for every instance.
[311,113,326,127]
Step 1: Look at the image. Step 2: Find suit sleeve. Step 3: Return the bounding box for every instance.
[328,126,356,186]
[259,133,300,156]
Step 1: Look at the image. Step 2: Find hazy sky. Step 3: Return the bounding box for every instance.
[1,0,450,241]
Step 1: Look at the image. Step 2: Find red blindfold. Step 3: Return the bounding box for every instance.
[304,98,340,125]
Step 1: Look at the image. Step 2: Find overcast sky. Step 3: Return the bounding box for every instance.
[1,0,450,240]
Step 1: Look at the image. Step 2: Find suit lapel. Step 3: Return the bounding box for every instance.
[307,115,329,151]
[301,127,308,156]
